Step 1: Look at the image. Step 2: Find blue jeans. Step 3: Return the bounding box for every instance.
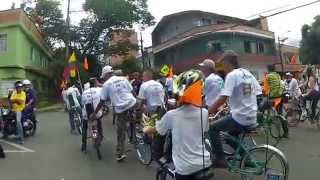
[15,111,23,139]
[208,115,247,161]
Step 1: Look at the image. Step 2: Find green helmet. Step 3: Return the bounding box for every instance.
[173,69,205,97]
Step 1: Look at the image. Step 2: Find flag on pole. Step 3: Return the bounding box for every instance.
[168,65,174,78]
[83,56,89,71]
[290,55,297,64]
[69,63,76,78]
[68,51,77,63]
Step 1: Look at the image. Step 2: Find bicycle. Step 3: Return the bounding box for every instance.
[70,106,82,135]
[89,121,103,160]
[299,99,320,129]
[206,123,289,180]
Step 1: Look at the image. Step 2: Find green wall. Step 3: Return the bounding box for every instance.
[155,33,276,66]
[0,26,19,66]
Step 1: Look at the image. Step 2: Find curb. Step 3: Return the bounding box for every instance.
[36,104,64,113]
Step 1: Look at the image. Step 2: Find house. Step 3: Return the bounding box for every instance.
[152,10,278,80]
[106,29,139,66]
[0,9,53,97]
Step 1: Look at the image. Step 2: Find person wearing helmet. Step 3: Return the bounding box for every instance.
[23,80,37,121]
[8,81,27,144]
[90,65,137,162]
[156,70,212,179]
[208,51,262,168]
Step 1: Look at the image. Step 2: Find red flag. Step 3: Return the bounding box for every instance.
[62,66,70,79]
[83,56,89,71]
[290,55,297,64]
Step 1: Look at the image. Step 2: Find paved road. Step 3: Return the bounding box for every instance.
[0,110,319,180]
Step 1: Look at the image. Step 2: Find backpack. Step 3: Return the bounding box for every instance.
[268,72,284,98]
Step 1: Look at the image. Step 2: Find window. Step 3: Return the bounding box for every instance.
[30,47,34,61]
[250,42,257,54]
[244,41,251,53]
[201,18,211,26]
[217,20,227,24]
[257,42,265,54]
[0,34,7,52]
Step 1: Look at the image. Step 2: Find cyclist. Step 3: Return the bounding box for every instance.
[138,69,166,160]
[22,80,37,122]
[208,51,262,168]
[81,78,103,153]
[90,65,136,162]
[131,72,142,96]
[302,66,320,121]
[66,83,82,134]
[199,59,224,107]
[9,81,27,144]
[156,69,212,180]
[261,64,289,137]
[285,72,301,125]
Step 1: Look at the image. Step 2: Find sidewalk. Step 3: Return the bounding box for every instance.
[37,103,64,113]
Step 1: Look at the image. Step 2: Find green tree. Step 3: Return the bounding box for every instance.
[300,15,320,65]
[114,57,142,75]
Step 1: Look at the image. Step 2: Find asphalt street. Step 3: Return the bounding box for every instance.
[0,110,319,180]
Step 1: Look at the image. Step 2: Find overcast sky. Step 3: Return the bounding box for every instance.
[2,0,320,47]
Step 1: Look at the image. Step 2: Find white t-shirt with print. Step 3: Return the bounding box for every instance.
[100,76,136,113]
[156,105,212,175]
[81,87,102,120]
[138,80,165,112]
[204,73,224,107]
[221,68,262,126]
[66,86,81,109]
[165,77,173,92]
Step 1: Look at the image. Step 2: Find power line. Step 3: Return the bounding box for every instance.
[246,4,291,19]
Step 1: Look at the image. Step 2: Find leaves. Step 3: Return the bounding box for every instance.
[300,15,320,65]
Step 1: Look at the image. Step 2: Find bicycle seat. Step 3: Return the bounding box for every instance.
[242,123,259,133]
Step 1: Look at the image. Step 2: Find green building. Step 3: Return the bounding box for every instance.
[0,9,53,97]
[152,11,278,80]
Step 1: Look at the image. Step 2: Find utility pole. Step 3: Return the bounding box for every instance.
[278,36,284,77]
[140,31,145,69]
[65,0,71,62]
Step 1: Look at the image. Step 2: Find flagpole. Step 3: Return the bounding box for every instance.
[76,68,83,93]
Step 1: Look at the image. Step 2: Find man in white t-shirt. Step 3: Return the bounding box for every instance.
[81,78,103,153]
[138,69,165,113]
[90,66,136,162]
[199,59,224,107]
[66,83,82,134]
[156,70,212,178]
[208,51,262,168]
[138,69,166,160]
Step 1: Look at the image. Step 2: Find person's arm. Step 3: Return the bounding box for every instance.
[208,96,227,114]
[209,73,235,114]
[307,76,316,94]
[90,85,108,120]
[155,112,172,136]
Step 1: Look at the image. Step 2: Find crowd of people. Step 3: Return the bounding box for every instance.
[60,50,319,180]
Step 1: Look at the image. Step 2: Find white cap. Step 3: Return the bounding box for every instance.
[101,65,114,78]
[285,72,293,76]
[23,79,32,85]
[199,59,215,70]
[84,82,90,90]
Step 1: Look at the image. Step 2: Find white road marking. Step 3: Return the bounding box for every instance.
[0,139,35,153]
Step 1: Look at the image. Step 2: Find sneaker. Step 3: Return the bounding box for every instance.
[81,144,87,154]
[116,154,127,162]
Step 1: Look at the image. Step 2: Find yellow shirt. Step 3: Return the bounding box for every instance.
[10,91,26,112]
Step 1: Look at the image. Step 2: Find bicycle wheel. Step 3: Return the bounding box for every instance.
[74,113,82,135]
[94,137,102,160]
[240,145,289,180]
[136,133,152,165]
[268,115,285,144]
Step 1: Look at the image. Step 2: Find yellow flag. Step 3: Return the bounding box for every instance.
[70,69,76,77]
[68,51,77,63]
[159,65,170,77]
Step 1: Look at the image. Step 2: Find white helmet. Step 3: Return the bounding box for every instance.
[23,79,32,85]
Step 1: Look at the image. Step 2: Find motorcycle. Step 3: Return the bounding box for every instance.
[0,108,37,138]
